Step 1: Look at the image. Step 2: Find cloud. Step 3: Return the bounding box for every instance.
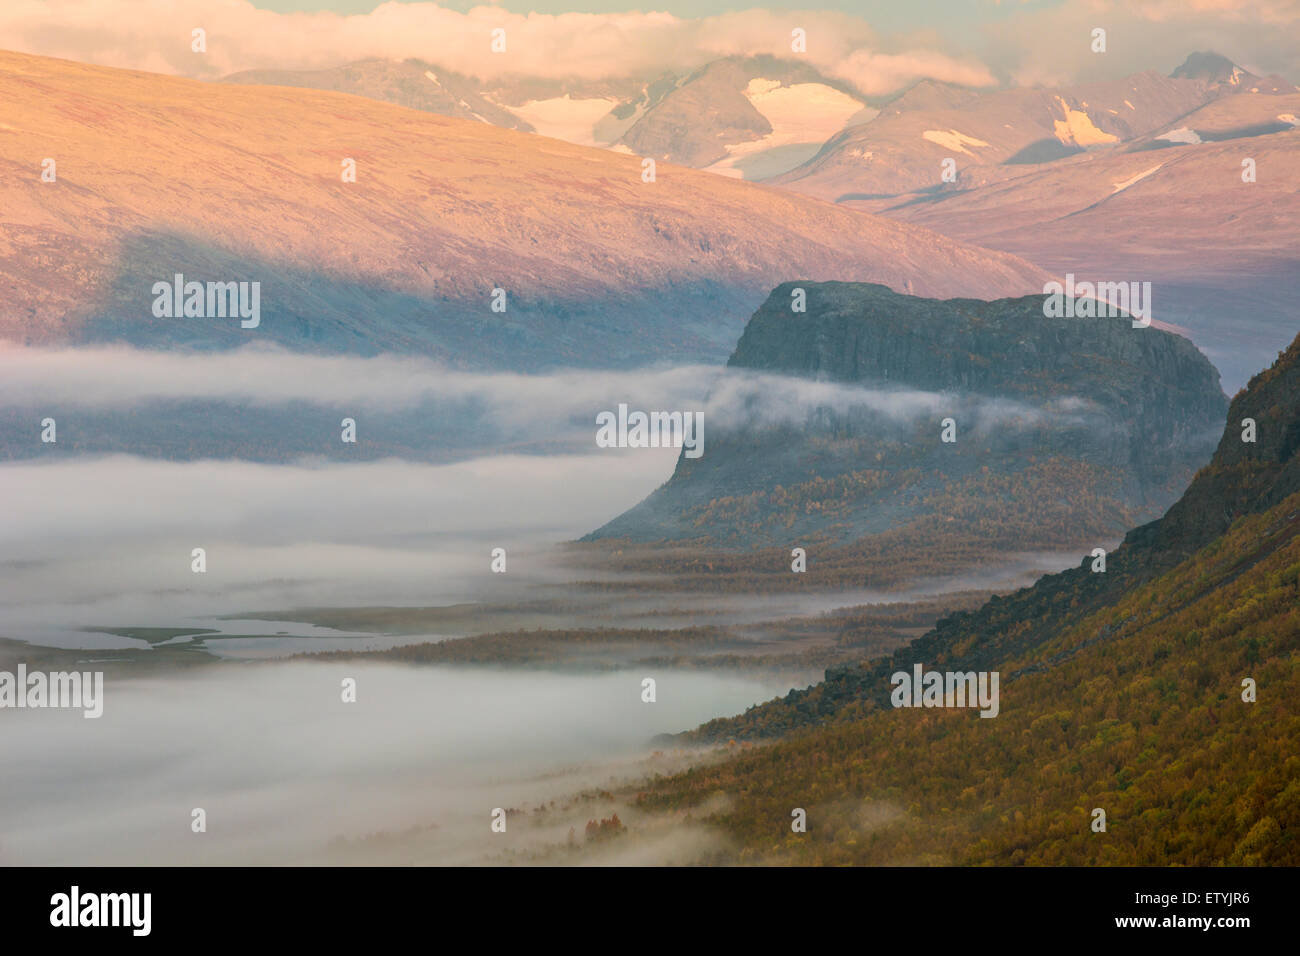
[980,0,1300,88]
[0,346,1107,468]
[829,48,997,94]
[0,0,993,93]
[701,367,1102,434]
[0,661,786,864]
[0,343,714,421]
[3,0,1294,99]
[0,450,679,631]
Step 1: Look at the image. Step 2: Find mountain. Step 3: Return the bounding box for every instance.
[222,58,537,131]
[1171,51,1248,83]
[616,55,875,179]
[770,69,1229,201]
[221,54,873,180]
[0,50,1047,370]
[586,281,1227,585]
[223,58,666,147]
[1170,50,1295,93]
[638,330,1300,865]
[772,53,1294,203]
[1139,89,1300,143]
[839,94,1300,389]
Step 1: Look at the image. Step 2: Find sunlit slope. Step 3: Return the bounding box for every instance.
[0,50,1047,368]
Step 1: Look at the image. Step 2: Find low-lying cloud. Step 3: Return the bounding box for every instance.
[702,368,1103,434]
[0,344,714,422]
[2,344,1098,434]
[0,661,789,865]
[0,451,678,633]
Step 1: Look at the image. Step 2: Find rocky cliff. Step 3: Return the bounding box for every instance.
[589,281,1228,554]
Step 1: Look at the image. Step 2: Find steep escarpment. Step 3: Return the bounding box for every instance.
[588,282,1227,564]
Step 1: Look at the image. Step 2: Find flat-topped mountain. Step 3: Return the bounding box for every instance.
[588,282,1227,577]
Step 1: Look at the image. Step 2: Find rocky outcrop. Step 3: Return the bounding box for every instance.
[589,281,1228,546]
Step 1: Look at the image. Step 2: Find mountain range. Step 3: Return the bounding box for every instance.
[774,52,1294,201]
[220,50,1292,188]
[209,49,1299,386]
[0,49,1044,370]
[223,54,877,182]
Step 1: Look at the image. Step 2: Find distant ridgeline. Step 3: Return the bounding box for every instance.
[586,282,1228,578]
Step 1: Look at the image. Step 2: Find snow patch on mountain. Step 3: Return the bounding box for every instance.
[704,78,871,178]
[1111,163,1163,194]
[921,128,991,156]
[1053,97,1118,146]
[496,95,619,147]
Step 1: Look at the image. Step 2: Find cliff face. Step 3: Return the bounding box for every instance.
[1127,333,1300,562]
[589,281,1228,552]
[731,282,1221,402]
[728,281,1227,488]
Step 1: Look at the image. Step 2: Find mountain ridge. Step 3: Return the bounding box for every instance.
[0,49,1048,370]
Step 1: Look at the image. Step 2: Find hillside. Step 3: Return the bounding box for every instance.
[634,331,1300,865]
[772,53,1294,204]
[685,327,1297,736]
[0,50,1046,370]
[847,109,1300,389]
[771,69,1223,201]
[586,282,1227,584]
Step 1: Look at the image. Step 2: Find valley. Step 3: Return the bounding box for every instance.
[1,22,1296,873]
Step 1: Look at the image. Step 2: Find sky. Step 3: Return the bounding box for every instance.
[247,0,1051,35]
[1,1,1296,91]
